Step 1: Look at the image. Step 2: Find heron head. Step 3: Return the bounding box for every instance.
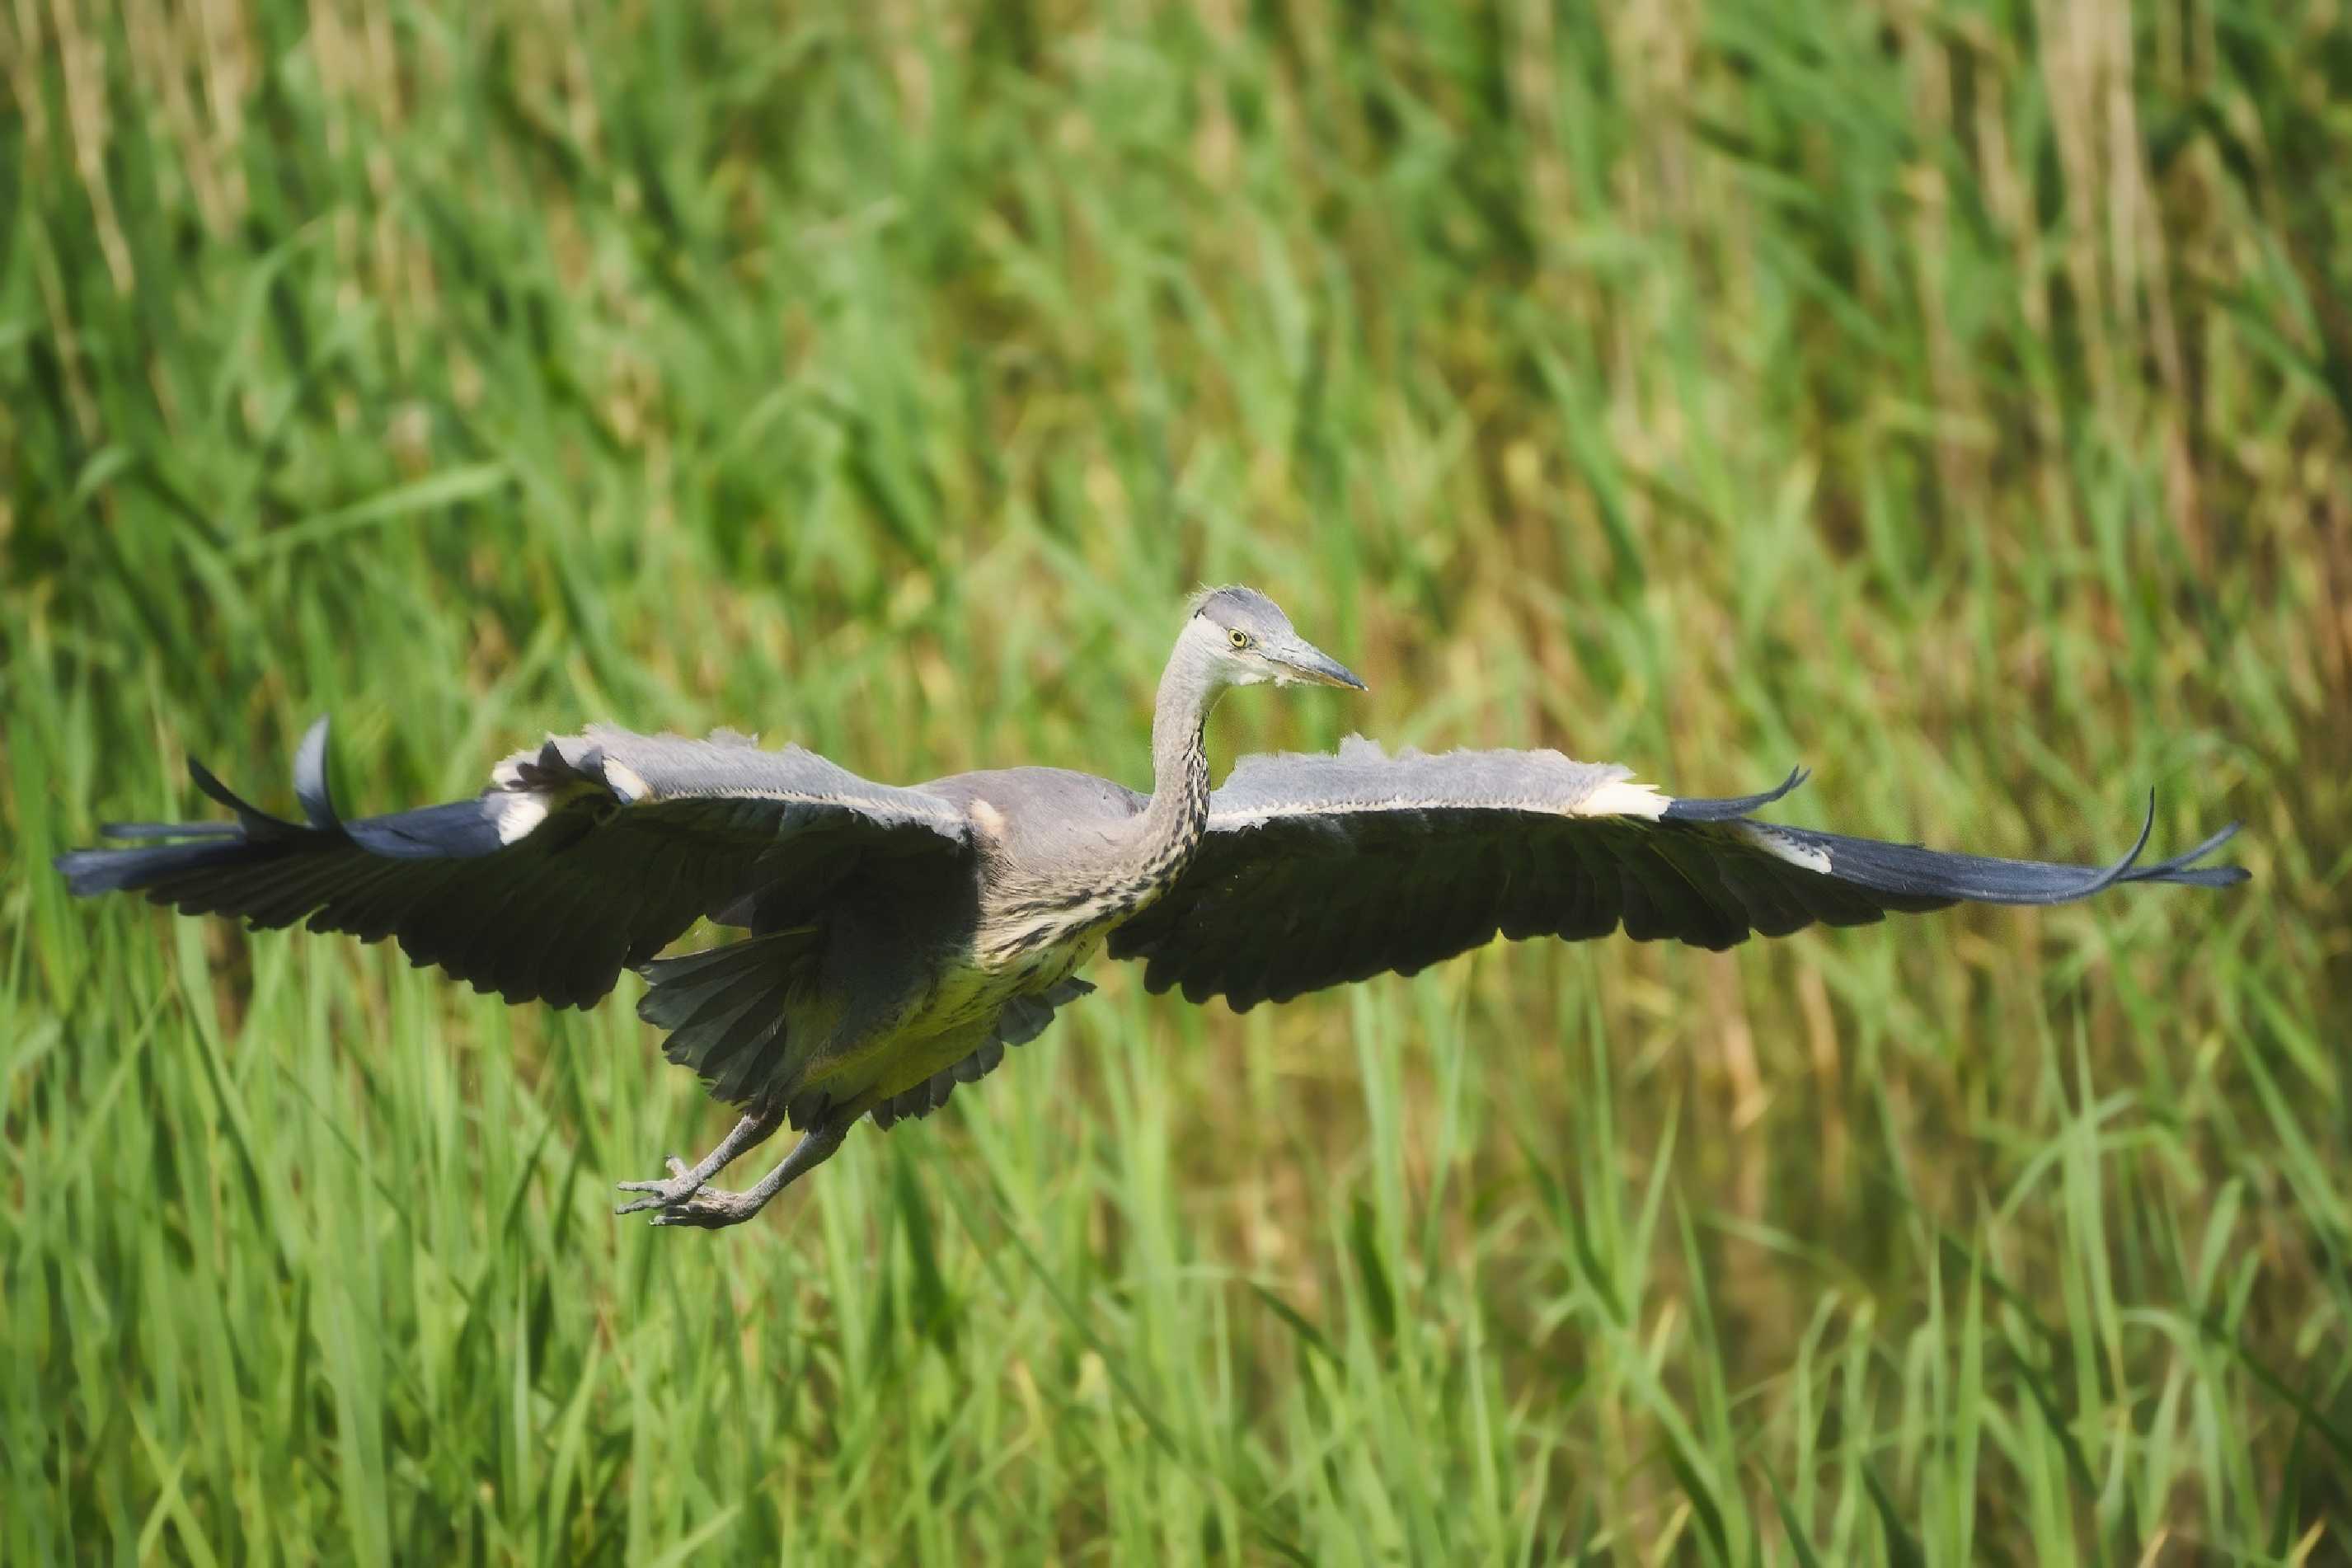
[1185,585,1367,692]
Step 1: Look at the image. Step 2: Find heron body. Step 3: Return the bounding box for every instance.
[57,587,2249,1229]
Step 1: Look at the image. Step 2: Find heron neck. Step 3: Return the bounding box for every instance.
[1135,653,1217,884]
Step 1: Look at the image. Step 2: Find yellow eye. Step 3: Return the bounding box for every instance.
[1228,628,1251,650]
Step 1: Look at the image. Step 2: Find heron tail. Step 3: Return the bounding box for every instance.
[638,929,829,1107]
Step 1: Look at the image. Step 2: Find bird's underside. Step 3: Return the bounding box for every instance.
[59,717,2246,1229]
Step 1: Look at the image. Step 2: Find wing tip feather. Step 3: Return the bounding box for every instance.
[1661,765,1810,823]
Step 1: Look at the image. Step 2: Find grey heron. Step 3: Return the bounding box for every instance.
[56,588,2249,1229]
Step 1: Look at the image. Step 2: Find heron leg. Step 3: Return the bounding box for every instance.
[613,1106,784,1216]
[643,1120,849,1230]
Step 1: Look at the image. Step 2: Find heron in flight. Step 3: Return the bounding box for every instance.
[58,588,2247,1228]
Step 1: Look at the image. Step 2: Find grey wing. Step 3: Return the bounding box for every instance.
[1106,736,2249,1011]
[55,719,973,1009]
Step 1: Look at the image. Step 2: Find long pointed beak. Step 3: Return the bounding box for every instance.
[1279,642,1368,692]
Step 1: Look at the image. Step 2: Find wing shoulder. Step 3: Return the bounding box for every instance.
[1207,735,1665,833]
[485,725,973,847]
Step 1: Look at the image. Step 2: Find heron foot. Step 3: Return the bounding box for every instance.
[613,1157,706,1215]
[611,1110,786,1220]
[625,1122,849,1233]
[644,1185,771,1229]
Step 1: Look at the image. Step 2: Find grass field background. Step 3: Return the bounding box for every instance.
[6,0,2349,1560]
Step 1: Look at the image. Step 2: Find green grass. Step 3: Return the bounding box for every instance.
[5,0,2348,1559]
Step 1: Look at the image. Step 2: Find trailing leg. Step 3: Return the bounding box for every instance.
[613,1106,784,1216]
[644,1120,851,1229]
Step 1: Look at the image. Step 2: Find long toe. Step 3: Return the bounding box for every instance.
[613,1157,704,1216]
[646,1188,764,1229]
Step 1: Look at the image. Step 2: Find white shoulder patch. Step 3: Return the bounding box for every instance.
[1738,822,1833,874]
[495,794,552,845]
[1571,779,1669,819]
[600,758,650,805]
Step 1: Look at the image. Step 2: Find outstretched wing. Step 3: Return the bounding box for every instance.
[1107,737,2248,1011]
[57,719,973,1009]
